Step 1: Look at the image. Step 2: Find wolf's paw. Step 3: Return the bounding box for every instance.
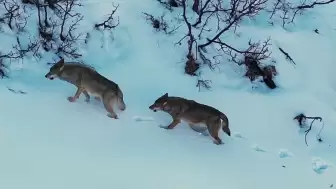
[67,96,76,102]
[107,113,118,119]
[159,125,169,129]
[213,139,223,145]
[85,98,90,103]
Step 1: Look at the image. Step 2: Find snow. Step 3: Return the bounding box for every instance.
[312,157,332,174]
[1,0,336,188]
[278,149,294,158]
[132,116,155,122]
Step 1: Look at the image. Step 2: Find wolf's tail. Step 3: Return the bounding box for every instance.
[220,112,230,136]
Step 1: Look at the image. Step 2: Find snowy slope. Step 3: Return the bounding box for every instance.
[1,0,336,189]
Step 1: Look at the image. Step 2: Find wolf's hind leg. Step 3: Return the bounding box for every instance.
[83,90,90,102]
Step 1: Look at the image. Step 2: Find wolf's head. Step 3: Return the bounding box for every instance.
[149,93,169,112]
[45,59,65,80]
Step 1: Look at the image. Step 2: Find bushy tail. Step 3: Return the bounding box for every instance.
[220,113,230,136]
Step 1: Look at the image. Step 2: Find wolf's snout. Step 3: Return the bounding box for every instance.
[149,104,157,112]
[45,73,55,80]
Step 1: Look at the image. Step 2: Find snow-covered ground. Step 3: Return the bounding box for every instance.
[1,0,336,188]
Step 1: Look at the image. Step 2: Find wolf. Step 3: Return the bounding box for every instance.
[45,59,126,119]
[149,93,231,145]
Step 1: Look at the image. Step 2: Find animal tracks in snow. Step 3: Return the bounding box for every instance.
[230,131,332,174]
[132,116,155,122]
[232,132,246,139]
[251,144,267,152]
[278,149,294,158]
[133,122,332,175]
[312,157,332,174]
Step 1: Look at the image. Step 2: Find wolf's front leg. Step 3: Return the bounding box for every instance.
[68,88,83,102]
[161,118,181,129]
[102,96,118,119]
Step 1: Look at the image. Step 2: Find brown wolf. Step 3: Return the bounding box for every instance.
[149,93,230,145]
[45,59,126,119]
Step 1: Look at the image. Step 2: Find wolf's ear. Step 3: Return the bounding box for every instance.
[59,58,64,65]
[163,93,168,98]
[57,59,64,71]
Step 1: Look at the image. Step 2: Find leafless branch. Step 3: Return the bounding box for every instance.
[155,0,179,11]
[0,36,41,77]
[268,0,335,28]
[0,0,29,32]
[213,38,276,89]
[293,113,324,146]
[94,3,119,30]
[177,0,200,75]
[278,47,296,65]
[0,36,40,60]
[196,78,212,91]
[12,36,41,58]
[198,0,268,50]
[143,12,180,35]
[58,0,82,41]
[192,0,212,27]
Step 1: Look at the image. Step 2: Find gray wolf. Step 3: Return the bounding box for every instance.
[45,59,126,119]
[149,93,230,145]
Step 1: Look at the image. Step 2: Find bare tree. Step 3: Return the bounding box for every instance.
[143,12,180,35]
[178,0,271,79]
[176,0,199,75]
[57,0,82,40]
[32,0,84,58]
[0,0,29,32]
[170,0,284,90]
[268,0,335,28]
[0,0,41,77]
[0,0,86,78]
[155,0,180,11]
[0,36,40,77]
[94,3,119,31]
[196,0,267,51]
[12,36,41,58]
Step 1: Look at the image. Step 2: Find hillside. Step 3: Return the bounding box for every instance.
[0,0,336,188]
